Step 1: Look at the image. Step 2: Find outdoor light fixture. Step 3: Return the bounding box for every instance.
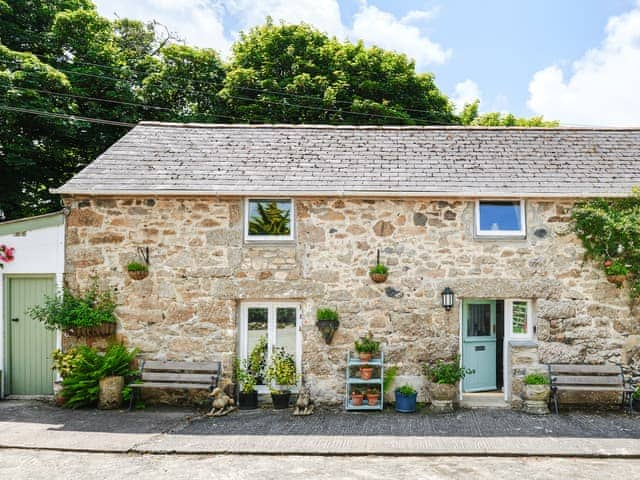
[441,287,454,311]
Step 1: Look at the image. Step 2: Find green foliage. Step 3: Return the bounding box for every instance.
[28,284,116,330]
[367,386,379,394]
[248,201,291,235]
[265,347,297,392]
[383,365,398,392]
[459,100,558,127]
[59,343,137,408]
[234,357,257,394]
[51,347,82,378]
[633,386,640,400]
[248,336,268,380]
[396,384,417,396]
[369,264,388,275]
[127,261,148,272]
[523,373,549,385]
[354,335,380,354]
[572,190,640,299]
[423,357,474,385]
[316,308,339,322]
[351,387,363,395]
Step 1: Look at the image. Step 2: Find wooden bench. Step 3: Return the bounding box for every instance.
[547,363,634,414]
[128,360,221,408]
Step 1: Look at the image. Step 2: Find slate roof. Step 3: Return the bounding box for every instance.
[52,123,640,198]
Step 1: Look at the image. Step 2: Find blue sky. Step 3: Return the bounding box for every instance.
[95,0,640,126]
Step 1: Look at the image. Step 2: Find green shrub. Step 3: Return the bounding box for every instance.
[423,357,474,385]
[355,335,380,354]
[28,284,116,330]
[127,261,148,272]
[383,365,398,392]
[316,308,339,322]
[369,264,388,275]
[234,357,257,394]
[248,336,267,380]
[265,347,297,392]
[60,343,137,409]
[396,384,416,395]
[604,260,629,276]
[523,373,549,385]
[633,386,639,400]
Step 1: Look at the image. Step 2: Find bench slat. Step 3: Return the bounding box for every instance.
[548,364,620,375]
[553,385,623,392]
[130,382,213,390]
[143,360,221,373]
[141,372,217,383]
[552,375,622,386]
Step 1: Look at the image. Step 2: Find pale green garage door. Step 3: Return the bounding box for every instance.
[4,276,57,395]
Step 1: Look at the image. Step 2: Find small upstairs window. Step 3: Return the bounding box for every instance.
[245,198,294,242]
[475,200,525,237]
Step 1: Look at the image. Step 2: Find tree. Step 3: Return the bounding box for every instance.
[459,99,558,127]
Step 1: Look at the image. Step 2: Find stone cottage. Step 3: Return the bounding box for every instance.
[52,123,640,406]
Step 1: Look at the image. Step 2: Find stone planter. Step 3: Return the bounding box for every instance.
[98,375,124,409]
[522,384,551,415]
[65,322,116,337]
[429,382,457,413]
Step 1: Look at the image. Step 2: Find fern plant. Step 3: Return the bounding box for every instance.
[248,201,291,235]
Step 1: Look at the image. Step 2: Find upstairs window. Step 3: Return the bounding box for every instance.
[245,198,294,242]
[475,200,525,237]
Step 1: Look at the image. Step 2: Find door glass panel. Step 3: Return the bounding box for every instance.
[511,301,528,335]
[467,304,492,337]
[275,307,297,357]
[247,307,268,385]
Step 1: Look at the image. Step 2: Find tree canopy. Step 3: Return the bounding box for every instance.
[0,2,557,220]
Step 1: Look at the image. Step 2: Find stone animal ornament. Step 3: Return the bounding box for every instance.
[293,386,314,416]
[207,386,237,417]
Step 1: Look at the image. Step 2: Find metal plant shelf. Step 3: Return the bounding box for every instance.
[345,351,384,411]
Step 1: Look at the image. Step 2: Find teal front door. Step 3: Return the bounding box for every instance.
[462,300,497,392]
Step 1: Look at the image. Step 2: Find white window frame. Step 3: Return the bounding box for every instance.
[239,301,302,393]
[475,199,526,237]
[244,198,295,243]
[505,299,534,340]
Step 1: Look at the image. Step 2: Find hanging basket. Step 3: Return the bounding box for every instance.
[128,269,149,280]
[606,274,627,286]
[370,272,388,283]
[65,322,117,337]
[316,319,339,344]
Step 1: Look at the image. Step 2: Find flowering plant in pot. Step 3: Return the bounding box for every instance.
[603,259,629,287]
[350,387,364,406]
[127,261,149,280]
[395,384,417,413]
[234,358,258,410]
[423,357,473,412]
[366,386,380,406]
[265,347,297,409]
[354,335,380,363]
[369,263,389,283]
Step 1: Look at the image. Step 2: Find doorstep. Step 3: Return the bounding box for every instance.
[459,392,510,409]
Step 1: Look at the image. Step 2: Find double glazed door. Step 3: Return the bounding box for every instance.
[240,302,300,390]
[462,300,497,392]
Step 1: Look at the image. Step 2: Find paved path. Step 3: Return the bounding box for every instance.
[1,449,639,480]
[1,400,639,457]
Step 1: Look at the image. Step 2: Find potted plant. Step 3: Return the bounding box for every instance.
[350,387,364,406]
[604,259,629,286]
[369,263,389,283]
[360,365,375,380]
[28,284,117,337]
[423,357,473,412]
[265,347,297,409]
[234,358,258,410]
[98,344,138,409]
[316,308,339,344]
[354,335,380,363]
[395,384,417,413]
[127,261,149,280]
[366,386,380,406]
[521,372,551,414]
[248,336,267,385]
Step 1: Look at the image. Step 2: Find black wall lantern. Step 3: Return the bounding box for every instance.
[441,287,454,311]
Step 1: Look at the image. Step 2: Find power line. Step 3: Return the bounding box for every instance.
[0,104,135,127]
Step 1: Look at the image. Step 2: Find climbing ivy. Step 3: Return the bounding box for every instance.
[571,188,640,300]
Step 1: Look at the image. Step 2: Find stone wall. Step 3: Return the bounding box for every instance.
[63,196,640,405]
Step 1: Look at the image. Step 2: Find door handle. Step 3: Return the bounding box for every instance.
[11,318,19,322]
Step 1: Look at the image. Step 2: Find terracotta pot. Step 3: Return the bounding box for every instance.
[66,322,116,337]
[607,274,627,286]
[366,393,380,406]
[351,393,364,406]
[360,367,374,380]
[98,375,124,409]
[429,382,457,402]
[522,384,550,402]
[370,272,388,283]
[358,352,372,362]
[128,269,149,280]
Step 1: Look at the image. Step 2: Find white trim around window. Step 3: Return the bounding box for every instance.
[505,299,534,340]
[475,199,526,238]
[244,198,295,243]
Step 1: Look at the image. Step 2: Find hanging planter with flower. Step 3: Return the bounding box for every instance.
[0,244,15,269]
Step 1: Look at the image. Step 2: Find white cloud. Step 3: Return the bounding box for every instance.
[451,79,481,113]
[94,0,231,55]
[527,1,640,126]
[400,7,440,24]
[351,3,451,68]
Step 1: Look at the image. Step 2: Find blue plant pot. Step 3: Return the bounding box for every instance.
[395,390,417,413]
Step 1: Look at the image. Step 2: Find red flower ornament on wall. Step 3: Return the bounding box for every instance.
[0,244,15,268]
